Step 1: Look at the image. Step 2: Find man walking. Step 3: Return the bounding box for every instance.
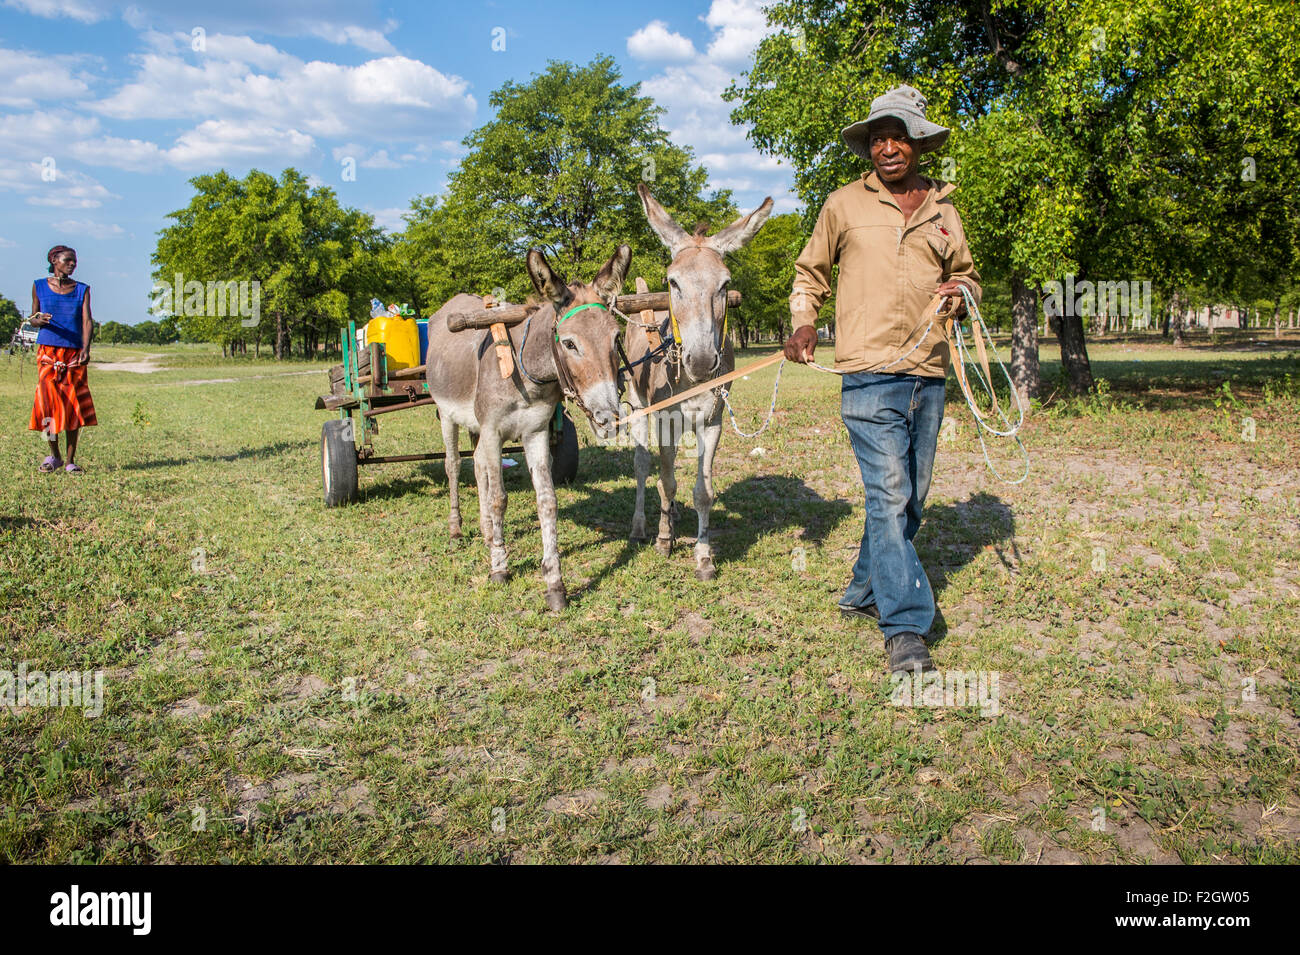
[783,84,981,674]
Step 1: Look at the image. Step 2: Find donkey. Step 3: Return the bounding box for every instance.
[624,184,773,580]
[425,245,630,610]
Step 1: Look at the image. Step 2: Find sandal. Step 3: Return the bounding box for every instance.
[64,462,84,474]
[40,455,63,473]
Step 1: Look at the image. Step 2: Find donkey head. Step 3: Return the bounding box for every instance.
[637,182,773,381]
[527,244,631,439]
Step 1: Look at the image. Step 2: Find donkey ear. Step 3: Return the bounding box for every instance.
[637,182,692,257]
[592,244,632,300]
[706,197,775,255]
[527,249,570,308]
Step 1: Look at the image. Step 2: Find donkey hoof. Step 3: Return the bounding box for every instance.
[449,528,463,541]
[490,570,509,584]
[695,564,717,582]
[654,537,674,557]
[545,588,569,612]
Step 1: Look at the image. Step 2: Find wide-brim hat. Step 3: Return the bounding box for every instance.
[841,84,950,159]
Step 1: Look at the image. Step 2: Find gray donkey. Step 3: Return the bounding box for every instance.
[624,184,773,580]
[425,246,629,610]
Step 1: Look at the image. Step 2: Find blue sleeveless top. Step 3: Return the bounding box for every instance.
[33,279,88,349]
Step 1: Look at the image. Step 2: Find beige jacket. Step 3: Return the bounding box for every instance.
[790,170,981,377]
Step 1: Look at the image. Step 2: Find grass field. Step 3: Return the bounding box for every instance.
[2,331,1298,863]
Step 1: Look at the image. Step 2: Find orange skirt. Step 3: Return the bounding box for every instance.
[29,345,97,435]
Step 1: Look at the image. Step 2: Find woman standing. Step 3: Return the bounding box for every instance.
[29,245,97,473]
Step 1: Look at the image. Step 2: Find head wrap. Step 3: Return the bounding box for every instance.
[47,245,76,274]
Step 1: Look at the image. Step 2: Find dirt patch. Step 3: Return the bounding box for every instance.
[543,789,608,815]
[92,353,163,373]
[167,696,213,720]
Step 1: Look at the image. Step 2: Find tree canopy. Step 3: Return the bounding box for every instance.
[400,57,737,303]
[727,0,1300,393]
[153,168,391,357]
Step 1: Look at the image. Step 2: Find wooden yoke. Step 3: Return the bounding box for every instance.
[485,294,514,380]
[635,276,662,349]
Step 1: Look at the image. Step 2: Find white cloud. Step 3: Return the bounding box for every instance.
[630,1,796,213]
[0,157,118,208]
[49,218,125,239]
[3,0,104,23]
[368,207,407,232]
[11,0,401,54]
[703,0,770,66]
[308,22,397,55]
[360,150,400,169]
[627,20,697,62]
[67,135,163,171]
[165,120,315,169]
[0,47,94,107]
[0,111,103,157]
[90,41,476,141]
[58,32,477,172]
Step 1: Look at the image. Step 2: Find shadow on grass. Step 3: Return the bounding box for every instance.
[352,440,1015,634]
[915,491,1017,644]
[1020,337,1299,412]
[553,450,856,598]
[118,438,314,471]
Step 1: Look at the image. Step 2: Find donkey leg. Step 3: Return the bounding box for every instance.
[473,431,509,583]
[630,411,651,542]
[442,417,463,539]
[692,417,723,581]
[654,412,679,557]
[523,428,567,611]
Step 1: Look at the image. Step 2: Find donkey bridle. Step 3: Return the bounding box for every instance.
[514,301,629,429]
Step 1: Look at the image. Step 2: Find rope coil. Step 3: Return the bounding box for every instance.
[712,286,1028,484]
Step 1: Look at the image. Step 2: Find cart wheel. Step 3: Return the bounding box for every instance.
[550,412,579,485]
[322,419,359,506]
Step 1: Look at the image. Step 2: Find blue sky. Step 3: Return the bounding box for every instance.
[0,0,802,324]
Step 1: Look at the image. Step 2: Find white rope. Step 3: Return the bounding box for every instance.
[947,285,1030,484]
[807,300,941,375]
[720,358,786,438]
[698,287,1029,485]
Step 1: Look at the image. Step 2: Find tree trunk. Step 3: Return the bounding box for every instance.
[1009,274,1040,407]
[1055,312,1094,394]
[273,311,283,359]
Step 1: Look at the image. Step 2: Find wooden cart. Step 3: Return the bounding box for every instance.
[313,319,578,506]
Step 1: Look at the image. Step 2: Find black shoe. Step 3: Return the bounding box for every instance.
[885,633,934,674]
[838,601,880,621]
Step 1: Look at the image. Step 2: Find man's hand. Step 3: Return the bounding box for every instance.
[783,325,818,363]
[77,346,90,366]
[30,312,51,328]
[935,281,969,316]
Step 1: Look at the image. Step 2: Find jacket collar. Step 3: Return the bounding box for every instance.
[860,168,954,228]
[861,168,956,201]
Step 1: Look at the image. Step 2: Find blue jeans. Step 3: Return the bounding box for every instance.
[839,371,945,641]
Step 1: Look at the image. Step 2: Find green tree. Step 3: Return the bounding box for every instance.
[98,320,134,344]
[154,168,389,358]
[406,57,736,303]
[730,212,805,346]
[728,0,1300,396]
[0,294,21,343]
